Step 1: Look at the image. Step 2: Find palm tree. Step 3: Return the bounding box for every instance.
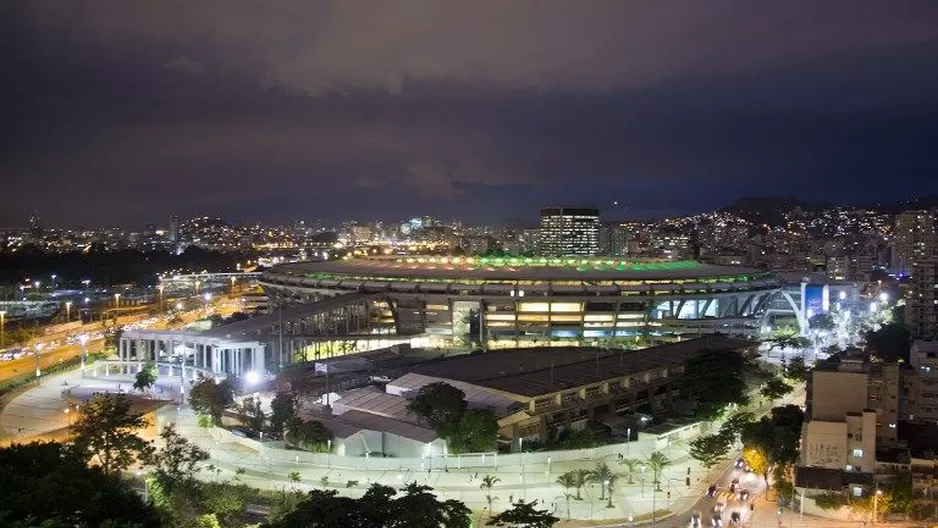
[646,451,671,491]
[589,463,616,501]
[558,469,590,500]
[480,475,501,512]
[619,457,642,484]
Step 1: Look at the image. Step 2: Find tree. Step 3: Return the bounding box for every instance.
[740,404,804,487]
[865,323,912,363]
[719,411,755,442]
[238,394,267,435]
[646,451,671,491]
[486,499,559,528]
[0,442,163,528]
[269,391,296,438]
[619,457,642,484]
[689,434,731,473]
[188,376,235,425]
[760,376,794,401]
[784,356,809,382]
[588,462,616,501]
[766,326,812,351]
[809,313,835,331]
[558,469,590,500]
[450,409,498,453]
[407,382,468,431]
[285,418,334,452]
[682,349,750,420]
[70,394,153,475]
[263,483,471,528]
[133,362,158,394]
[480,475,501,512]
[142,423,209,494]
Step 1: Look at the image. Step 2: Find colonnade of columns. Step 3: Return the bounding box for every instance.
[118,333,265,376]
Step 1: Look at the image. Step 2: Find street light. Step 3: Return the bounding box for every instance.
[79,334,89,377]
[114,293,121,308]
[64,407,71,426]
[135,471,150,503]
[157,284,164,313]
[627,427,632,455]
[65,301,72,323]
[230,276,237,294]
[34,343,43,378]
[873,489,883,525]
[0,310,6,349]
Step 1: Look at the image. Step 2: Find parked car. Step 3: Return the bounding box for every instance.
[707,485,718,497]
[730,512,741,524]
[739,489,750,501]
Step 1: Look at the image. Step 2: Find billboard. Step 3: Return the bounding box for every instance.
[804,284,830,318]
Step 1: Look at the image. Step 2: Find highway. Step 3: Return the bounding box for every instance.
[0,294,245,384]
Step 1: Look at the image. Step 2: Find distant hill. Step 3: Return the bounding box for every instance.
[857,195,938,215]
[719,196,833,225]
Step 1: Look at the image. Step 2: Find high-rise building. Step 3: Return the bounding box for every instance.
[538,206,600,257]
[893,210,934,277]
[168,215,180,244]
[907,258,938,339]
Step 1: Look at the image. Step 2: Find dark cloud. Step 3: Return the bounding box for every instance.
[1,1,938,226]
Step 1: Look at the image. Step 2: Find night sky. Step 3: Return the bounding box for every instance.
[3,1,938,228]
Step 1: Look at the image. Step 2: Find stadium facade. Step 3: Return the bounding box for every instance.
[259,256,797,341]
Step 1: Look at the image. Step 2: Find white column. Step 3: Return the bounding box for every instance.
[254,345,265,373]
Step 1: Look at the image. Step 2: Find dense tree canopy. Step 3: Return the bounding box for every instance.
[262,483,471,528]
[682,349,750,420]
[407,382,468,431]
[760,376,794,401]
[0,246,250,286]
[0,442,162,528]
[487,499,559,527]
[285,418,334,452]
[689,433,731,471]
[70,393,153,475]
[188,377,236,425]
[740,404,804,485]
[865,323,912,363]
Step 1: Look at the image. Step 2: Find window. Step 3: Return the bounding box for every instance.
[852,449,864,458]
[852,487,863,497]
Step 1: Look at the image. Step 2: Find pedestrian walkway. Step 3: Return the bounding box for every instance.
[0,368,805,523]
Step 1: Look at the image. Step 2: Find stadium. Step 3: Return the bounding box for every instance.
[258,255,795,343]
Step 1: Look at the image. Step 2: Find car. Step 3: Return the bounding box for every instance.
[708,485,718,497]
[730,512,741,524]
[714,501,725,513]
[690,514,702,528]
[735,458,745,469]
[730,479,739,493]
[712,514,723,527]
[739,489,750,501]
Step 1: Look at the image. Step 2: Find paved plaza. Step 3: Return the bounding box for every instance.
[0,367,819,527]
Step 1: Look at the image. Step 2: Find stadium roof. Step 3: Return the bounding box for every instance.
[408,336,756,398]
[270,256,770,282]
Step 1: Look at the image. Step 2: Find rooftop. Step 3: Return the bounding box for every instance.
[408,335,756,398]
[270,256,771,282]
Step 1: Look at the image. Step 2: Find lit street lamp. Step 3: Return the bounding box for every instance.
[79,334,89,377]
[873,489,883,525]
[65,300,72,323]
[114,293,121,308]
[157,284,165,314]
[0,310,6,349]
[34,343,43,378]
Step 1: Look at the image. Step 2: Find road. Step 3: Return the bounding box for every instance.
[0,294,245,383]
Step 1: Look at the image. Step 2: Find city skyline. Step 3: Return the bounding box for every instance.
[3,2,938,226]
